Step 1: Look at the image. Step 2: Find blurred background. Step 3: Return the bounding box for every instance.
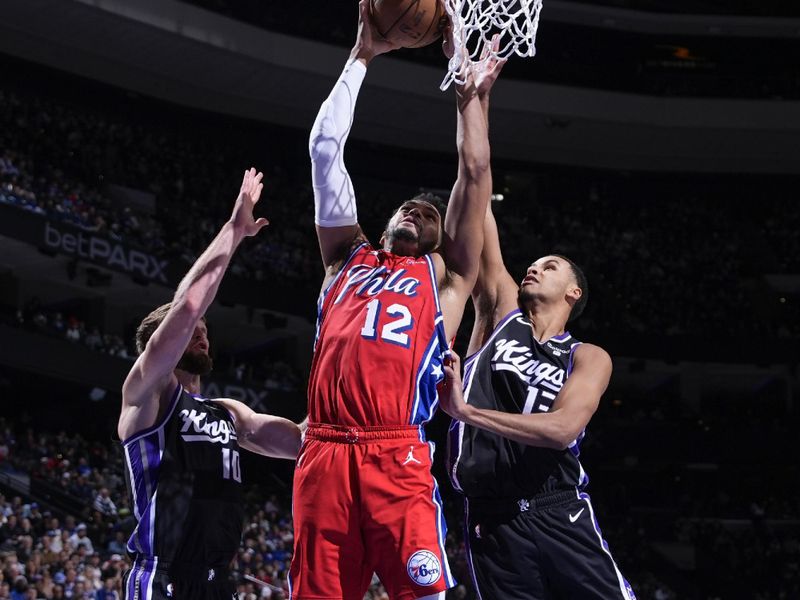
[0,0,798,598]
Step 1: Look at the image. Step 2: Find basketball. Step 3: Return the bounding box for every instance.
[370,0,447,49]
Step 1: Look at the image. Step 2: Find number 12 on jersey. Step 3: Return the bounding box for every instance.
[360,299,414,348]
[222,448,241,483]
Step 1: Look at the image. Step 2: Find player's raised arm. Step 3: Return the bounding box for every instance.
[467,204,519,352]
[466,38,517,352]
[310,0,399,279]
[438,36,507,340]
[119,169,268,441]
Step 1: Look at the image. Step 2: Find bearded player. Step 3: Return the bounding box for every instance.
[119,169,302,600]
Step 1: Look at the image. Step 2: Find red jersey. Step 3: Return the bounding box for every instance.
[308,242,449,427]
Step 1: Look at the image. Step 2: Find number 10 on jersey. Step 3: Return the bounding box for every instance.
[222,448,241,482]
[360,300,414,348]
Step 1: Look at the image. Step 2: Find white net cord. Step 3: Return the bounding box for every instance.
[441,0,544,90]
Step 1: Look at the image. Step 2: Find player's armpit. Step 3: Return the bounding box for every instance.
[118,370,178,441]
[316,224,368,274]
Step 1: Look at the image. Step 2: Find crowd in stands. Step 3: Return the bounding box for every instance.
[3,298,303,394]
[1,78,798,347]
[0,85,320,290]
[9,299,133,361]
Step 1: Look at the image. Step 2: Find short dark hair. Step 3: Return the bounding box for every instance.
[390,192,447,232]
[135,303,206,355]
[553,255,588,322]
[410,192,447,224]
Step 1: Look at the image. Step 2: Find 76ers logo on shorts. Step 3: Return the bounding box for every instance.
[407,550,442,586]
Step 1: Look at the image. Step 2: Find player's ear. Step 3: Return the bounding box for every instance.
[566,285,582,305]
[379,230,388,246]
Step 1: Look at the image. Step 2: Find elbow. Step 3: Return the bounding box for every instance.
[550,438,571,451]
[292,434,302,458]
[459,151,491,180]
[309,102,338,163]
[550,428,579,451]
[309,132,333,164]
[171,296,204,322]
[540,419,579,450]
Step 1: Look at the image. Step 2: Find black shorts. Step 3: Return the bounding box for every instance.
[122,560,235,600]
[464,490,636,600]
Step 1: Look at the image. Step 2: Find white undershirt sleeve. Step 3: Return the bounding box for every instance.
[309,58,367,227]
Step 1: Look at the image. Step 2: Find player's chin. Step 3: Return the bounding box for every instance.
[392,225,419,242]
[178,351,213,376]
[517,285,537,303]
[399,220,420,234]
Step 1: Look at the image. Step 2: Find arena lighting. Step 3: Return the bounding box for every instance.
[418,188,505,201]
[88,387,106,401]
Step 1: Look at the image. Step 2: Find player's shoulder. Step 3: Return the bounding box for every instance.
[572,342,612,367]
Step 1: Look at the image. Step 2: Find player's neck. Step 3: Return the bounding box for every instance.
[523,306,569,343]
[384,239,419,257]
[175,369,202,395]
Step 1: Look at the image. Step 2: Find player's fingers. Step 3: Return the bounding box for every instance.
[255,217,269,230]
[479,39,490,62]
[245,169,258,193]
[249,182,263,202]
[444,351,460,372]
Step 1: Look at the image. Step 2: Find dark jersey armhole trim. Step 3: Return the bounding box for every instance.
[567,342,583,376]
[120,382,183,447]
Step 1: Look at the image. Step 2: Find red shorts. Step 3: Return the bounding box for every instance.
[288,424,454,600]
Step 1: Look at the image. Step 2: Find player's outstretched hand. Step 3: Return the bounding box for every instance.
[438,352,470,421]
[229,167,269,238]
[474,34,507,98]
[351,0,401,63]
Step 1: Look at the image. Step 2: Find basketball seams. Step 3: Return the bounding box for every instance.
[408,1,444,48]
[372,0,442,48]
[373,0,422,40]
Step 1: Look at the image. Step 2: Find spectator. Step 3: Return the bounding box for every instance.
[68,524,94,554]
[92,490,116,518]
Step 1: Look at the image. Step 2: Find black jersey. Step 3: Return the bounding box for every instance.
[122,384,244,568]
[448,309,588,499]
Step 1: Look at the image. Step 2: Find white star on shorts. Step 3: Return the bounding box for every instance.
[431,364,443,377]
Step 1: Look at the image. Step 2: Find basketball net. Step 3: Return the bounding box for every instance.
[440,0,544,90]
